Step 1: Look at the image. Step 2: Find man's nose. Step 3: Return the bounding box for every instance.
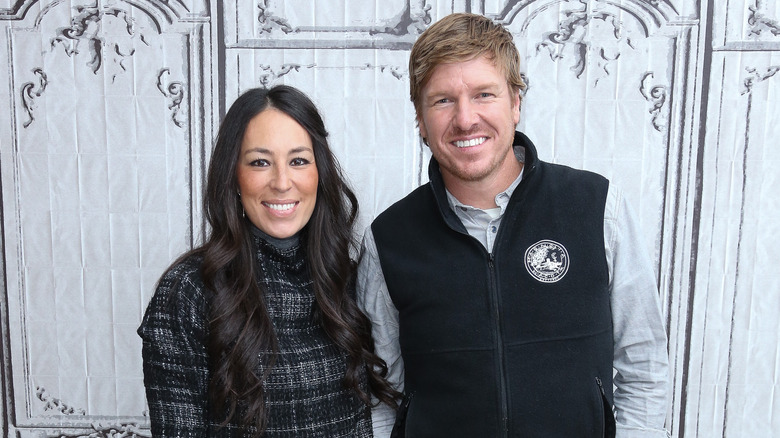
[454,100,479,130]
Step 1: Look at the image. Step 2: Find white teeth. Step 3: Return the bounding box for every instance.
[454,137,487,148]
[267,203,295,211]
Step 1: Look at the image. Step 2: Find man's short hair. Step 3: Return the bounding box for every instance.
[408,13,526,117]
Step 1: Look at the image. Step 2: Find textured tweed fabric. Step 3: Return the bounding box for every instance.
[138,229,372,437]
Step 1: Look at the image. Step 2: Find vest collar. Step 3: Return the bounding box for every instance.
[427,131,540,232]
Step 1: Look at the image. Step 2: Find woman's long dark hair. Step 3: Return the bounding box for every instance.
[190,85,399,434]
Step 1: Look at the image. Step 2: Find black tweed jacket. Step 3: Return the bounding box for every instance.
[138,229,371,437]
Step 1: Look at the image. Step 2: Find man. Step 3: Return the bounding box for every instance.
[358,12,670,438]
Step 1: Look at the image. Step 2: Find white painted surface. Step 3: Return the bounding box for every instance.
[1,1,778,436]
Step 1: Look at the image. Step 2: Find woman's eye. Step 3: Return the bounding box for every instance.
[250,159,270,167]
[290,157,311,166]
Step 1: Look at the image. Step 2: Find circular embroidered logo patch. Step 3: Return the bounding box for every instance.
[524,240,570,283]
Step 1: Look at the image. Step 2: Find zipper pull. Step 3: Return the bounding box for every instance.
[595,376,606,395]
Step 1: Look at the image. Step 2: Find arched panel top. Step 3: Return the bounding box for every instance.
[3,0,206,31]
[121,0,203,26]
[491,0,680,37]
[0,0,37,20]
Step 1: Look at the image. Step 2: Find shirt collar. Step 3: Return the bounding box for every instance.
[445,146,526,214]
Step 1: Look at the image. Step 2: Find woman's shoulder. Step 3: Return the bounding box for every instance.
[138,252,211,354]
[144,253,210,322]
[159,253,205,289]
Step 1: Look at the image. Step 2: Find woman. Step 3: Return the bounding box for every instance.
[138,85,398,437]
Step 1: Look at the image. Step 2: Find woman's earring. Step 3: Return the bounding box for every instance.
[237,191,245,218]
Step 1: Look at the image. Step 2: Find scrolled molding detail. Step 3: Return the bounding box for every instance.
[21,67,48,128]
[520,72,530,97]
[370,63,406,80]
[258,63,314,87]
[496,0,677,31]
[257,0,295,34]
[748,0,780,38]
[36,386,86,416]
[535,0,633,85]
[741,65,780,95]
[368,0,432,36]
[257,62,407,86]
[49,4,147,76]
[640,72,668,132]
[156,68,186,128]
[0,0,37,19]
[253,0,431,39]
[110,44,138,83]
[46,423,151,438]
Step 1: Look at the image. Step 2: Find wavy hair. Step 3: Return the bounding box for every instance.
[191,85,398,434]
[409,13,527,117]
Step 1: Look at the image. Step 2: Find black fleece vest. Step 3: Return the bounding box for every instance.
[372,133,614,437]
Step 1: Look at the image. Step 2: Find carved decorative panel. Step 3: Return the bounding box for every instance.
[682,36,780,438]
[715,0,780,48]
[2,1,779,437]
[224,0,432,48]
[1,1,211,435]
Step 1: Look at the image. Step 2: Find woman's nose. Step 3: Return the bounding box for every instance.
[270,166,292,191]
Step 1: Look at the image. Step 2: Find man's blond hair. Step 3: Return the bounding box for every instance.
[409,13,526,117]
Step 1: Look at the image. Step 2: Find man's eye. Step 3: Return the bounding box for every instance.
[478,92,493,98]
[290,157,311,166]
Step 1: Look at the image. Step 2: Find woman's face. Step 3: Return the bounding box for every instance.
[236,108,319,239]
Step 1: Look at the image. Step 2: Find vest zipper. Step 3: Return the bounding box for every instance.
[596,376,616,438]
[595,376,606,437]
[488,253,509,437]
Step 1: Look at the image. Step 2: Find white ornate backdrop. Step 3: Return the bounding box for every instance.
[1,0,778,437]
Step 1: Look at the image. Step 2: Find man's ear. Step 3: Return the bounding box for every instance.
[417,115,428,143]
[512,90,521,125]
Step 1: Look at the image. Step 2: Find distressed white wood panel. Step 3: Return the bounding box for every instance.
[715,0,780,48]
[1,0,778,437]
[223,0,433,48]
[680,1,780,437]
[1,0,211,435]
[685,50,780,438]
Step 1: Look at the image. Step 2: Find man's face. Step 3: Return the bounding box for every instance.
[417,55,520,186]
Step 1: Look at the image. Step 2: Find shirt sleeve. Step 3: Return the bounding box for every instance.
[137,265,211,437]
[356,227,404,438]
[604,184,671,438]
